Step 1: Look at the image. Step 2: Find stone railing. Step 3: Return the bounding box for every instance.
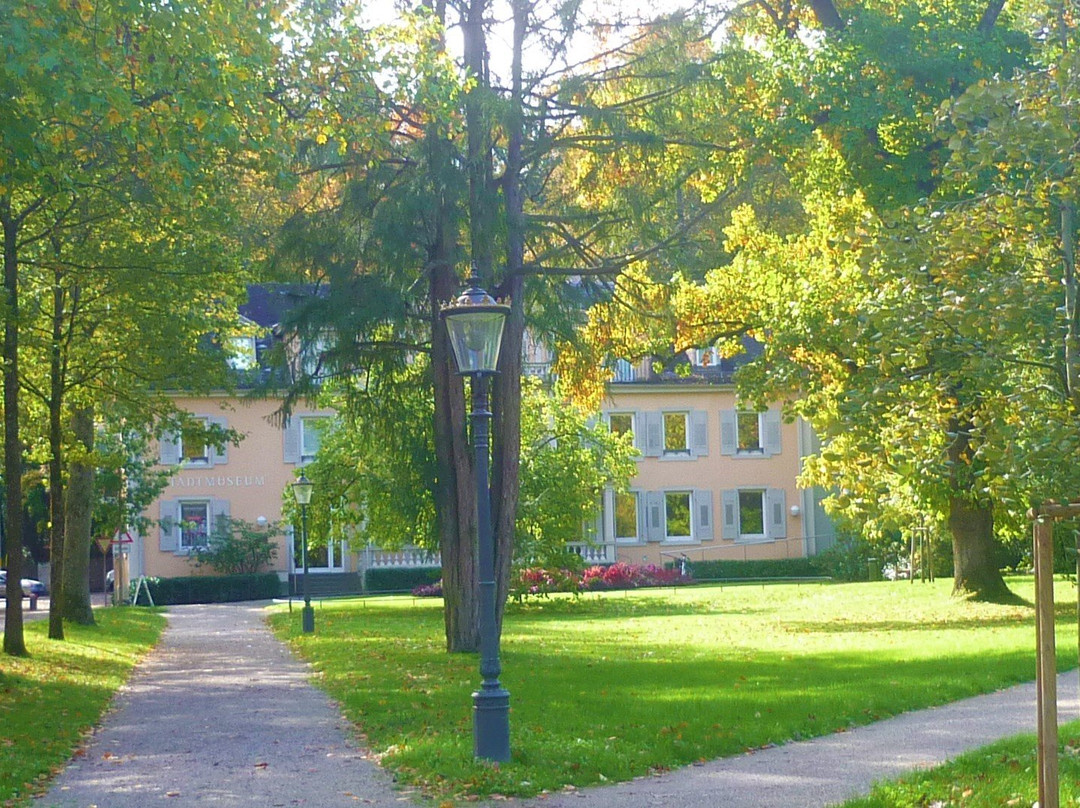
[567,542,617,564]
[361,546,441,570]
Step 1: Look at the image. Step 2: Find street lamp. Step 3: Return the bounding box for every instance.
[442,272,512,762]
[292,472,315,633]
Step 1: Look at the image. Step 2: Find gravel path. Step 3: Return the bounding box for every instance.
[37,601,1080,808]
[40,603,402,808]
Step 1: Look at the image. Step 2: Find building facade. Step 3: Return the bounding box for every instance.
[125,291,831,589]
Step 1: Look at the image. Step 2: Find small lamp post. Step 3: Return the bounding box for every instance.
[292,472,315,633]
[442,272,511,762]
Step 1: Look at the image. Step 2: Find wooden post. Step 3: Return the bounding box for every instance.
[1034,515,1059,808]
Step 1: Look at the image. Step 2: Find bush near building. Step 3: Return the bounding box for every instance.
[132,572,281,604]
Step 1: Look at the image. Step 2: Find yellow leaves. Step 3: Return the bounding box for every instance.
[192,110,209,132]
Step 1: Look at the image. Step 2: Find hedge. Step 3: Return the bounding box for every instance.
[364,566,442,593]
[131,572,282,605]
[688,557,827,581]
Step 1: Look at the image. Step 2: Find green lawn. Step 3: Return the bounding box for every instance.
[269,578,1079,802]
[0,608,166,807]
[840,720,1080,807]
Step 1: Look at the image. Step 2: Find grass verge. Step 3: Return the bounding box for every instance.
[839,720,1080,807]
[268,578,1076,803]
[0,608,166,807]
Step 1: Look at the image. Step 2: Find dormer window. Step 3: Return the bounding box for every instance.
[226,336,257,370]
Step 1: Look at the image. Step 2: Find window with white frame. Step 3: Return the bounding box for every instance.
[721,488,786,542]
[608,412,634,441]
[300,416,329,462]
[179,501,211,549]
[665,491,692,540]
[738,490,766,537]
[226,336,257,370]
[613,491,639,542]
[736,412,763,454]
[663,412,689,454]
[720,409,781,457]
[688,346,720,367]
[180,418,210,466]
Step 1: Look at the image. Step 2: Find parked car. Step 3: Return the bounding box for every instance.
[0,570,47,597]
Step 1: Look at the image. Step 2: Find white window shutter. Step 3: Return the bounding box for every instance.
[690,410,709,457]
[601,489,615,542]
[763,410,782,456]
[694,489,714,540]
[720,410,737,455]
[721,490,738,539]
[635,492,647,542]
[643,412,663,457]
[159,500,179,552]
[646,491,664,541]
[283,417,301,463]
[767,488,787,539]
[207,416,228,467]
[159,432,180,466]
[633,411,646,452]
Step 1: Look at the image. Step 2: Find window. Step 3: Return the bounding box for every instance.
[663,412,689,454]
[295,538,345,570]
[226,336,257,370]
[665,491,692,540]
[614,491,639,542]
[720,409,781,457]
[721,488,786,541]
[179,501,211,549]
[300,416,329,462]
[608,412,634,439]
[737,412,763,453]
[180,419,209,466]
[285,413,333,464]
[738,490,766,537]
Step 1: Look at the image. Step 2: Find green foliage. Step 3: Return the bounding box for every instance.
[841,721,1080,807]
[300,372,639,565]
[133,573,281,605]
[271,578,1068,802]
[689,557,828,581]
[189,518,281,576]
[515,377,640,567]
[0,609,165,806]
[363,566,442,594]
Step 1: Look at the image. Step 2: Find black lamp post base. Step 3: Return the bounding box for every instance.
[473,687,510,762]
[302,604,315,633]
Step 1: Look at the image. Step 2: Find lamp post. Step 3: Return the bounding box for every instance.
[292,472,315,633]
[442,272,512,762]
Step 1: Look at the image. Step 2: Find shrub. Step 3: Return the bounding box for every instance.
[189,517,280,575]
[411,581,443,597]
[365,566,442,593]
[689,557,827,581]
[511,563,692,602]
[130,573,282,605]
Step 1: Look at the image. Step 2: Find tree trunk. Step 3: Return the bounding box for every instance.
[948,495,1011,600]
[432,247,480,652]
[47,276,66,640]
[61,406,95,625]
[491,0,529,631]
[946,415,1011,601]
[1,201,27,656]
[426,97,478,650]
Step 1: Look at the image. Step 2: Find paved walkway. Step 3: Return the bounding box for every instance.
[41,603,402,807]
[37,602,1080,808]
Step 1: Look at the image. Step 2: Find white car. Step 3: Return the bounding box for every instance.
[0,570,47,597]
